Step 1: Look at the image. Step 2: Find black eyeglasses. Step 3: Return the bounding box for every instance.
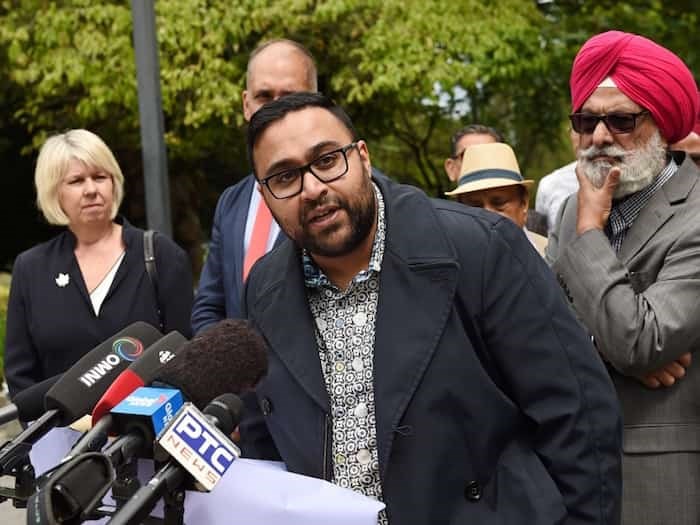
[569,111,649,135]
[259,142,359,199]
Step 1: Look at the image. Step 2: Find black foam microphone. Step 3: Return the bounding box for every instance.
[0,322,162,476]
[0,375,61,426]
[107,394,245,525]
[154,319,268,409]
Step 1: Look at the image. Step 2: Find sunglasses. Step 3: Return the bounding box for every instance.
[569,110,649,135]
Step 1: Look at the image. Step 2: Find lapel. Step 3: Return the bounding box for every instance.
[251,239,330,412]
[52,230,92,310]
[367,179,461,477]
[618,157,698,263]
[373,250,459,477]
[107,217,134,298]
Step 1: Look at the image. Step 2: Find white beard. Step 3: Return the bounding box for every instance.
[578,130,668,199]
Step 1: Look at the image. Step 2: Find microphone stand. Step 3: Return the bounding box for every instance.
[108,462,186,525]
[0,410,59,507]
[0,409,59,475]
[97,434,185,524]
[0,454,35,508]
[111,457,141,509]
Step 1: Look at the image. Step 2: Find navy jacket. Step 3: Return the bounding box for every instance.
[240,176,622,524]
[4,218,193,397]
[191,174,284,334]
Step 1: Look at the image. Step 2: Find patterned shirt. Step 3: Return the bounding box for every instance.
[605,160,678,252]
[303,183,387,522]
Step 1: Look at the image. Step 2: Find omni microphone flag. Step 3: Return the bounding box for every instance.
[44,321,162,426]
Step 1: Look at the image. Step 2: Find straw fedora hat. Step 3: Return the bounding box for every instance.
[444,142,533,197]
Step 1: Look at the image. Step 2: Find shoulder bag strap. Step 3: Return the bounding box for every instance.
[143,230,164,332]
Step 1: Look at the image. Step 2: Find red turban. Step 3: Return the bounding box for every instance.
[570,31,699,144]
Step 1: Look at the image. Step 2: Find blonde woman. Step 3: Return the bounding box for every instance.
[4,129,193,398]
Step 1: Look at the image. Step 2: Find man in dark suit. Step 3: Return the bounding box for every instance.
[546,31,700,525]
[239,92,622,524]
[191,39,317,333]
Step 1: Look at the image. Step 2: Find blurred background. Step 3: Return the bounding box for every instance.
[0,0,698,379]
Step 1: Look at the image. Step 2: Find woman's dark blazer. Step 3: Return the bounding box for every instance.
[4,217,193,398]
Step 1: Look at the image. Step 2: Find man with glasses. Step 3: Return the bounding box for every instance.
[546,30,700,525]
[240,92,622,524]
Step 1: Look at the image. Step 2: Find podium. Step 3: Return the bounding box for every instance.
[30,428,383,524]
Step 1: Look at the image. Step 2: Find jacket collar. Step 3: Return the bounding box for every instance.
[618,152,699,262]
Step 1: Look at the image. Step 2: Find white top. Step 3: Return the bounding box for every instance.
[525,227,548,257]
[245,184,281,255]
[90,251,126,316]
[535,161,579,234]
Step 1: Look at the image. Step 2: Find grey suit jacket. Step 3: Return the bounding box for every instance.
[546,152,700,525]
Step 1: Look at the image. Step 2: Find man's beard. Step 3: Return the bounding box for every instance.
[578,130,667,199]
[298,167,376,257]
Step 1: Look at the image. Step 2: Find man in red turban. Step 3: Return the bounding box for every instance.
[547,30,700,525]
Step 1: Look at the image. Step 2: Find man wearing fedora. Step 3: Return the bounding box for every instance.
[446,142,548,256]
[546,31,700,524]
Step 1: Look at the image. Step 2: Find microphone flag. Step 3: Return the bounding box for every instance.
[157,403,240,491]
[110,386,183,439]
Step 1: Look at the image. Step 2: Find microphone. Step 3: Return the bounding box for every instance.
[74,318,266,465]
[91,331,188,424]
[26,452,116,525]
[27,387,183,524]
[0,322,162,476]
[44,322,163,425]
[107,394,244,525]
[153,319,268,410]
[102,387,184,468]
[66,319,265,464]
[66,331,188,459]
[157,394,244,489]
[31,320,267,520]
[0,375,61,426]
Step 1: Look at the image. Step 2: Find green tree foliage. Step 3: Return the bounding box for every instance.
[0,0,697,258]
